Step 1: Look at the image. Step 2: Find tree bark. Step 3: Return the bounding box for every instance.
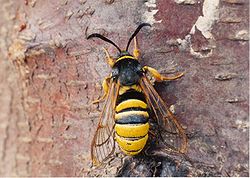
[0,0,248,176]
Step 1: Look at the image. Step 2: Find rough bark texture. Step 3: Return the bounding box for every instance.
[0,0,249,176]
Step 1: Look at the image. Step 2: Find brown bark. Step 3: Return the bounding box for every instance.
[0,0,248,176]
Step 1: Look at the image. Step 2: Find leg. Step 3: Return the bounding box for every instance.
[133,37,140,59]
[103,47,115,67]
[148,130,156,137]
[143,66,184,82]
[92,76,111,104]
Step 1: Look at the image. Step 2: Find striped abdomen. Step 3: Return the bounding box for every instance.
[114,84,149,155]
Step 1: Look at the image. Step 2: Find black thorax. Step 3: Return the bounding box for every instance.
[112,57,143,86]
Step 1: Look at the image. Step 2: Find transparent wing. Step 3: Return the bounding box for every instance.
[91,79,119,165]
[140,75,187,153]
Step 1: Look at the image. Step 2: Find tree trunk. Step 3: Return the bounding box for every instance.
[0,0,248,176]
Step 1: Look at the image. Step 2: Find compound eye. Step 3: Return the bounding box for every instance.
[111,68,119,78]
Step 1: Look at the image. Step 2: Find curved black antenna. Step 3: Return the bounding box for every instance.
[125,23,151,51]
[87,33,121,53]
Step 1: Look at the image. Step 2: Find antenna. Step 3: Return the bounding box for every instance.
[125,23,151,51]
[87,33,122,53]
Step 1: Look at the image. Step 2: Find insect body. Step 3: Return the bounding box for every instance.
[113,56,149,156]
[87,23,187,165]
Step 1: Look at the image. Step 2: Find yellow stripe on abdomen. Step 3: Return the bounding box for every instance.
[115,123,149,138]
[116,99,147,112]
[120,147,143,156]
[116,134,148,151]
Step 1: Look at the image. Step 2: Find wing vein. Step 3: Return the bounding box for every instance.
[139,75,187,153]
[91,80,119,165]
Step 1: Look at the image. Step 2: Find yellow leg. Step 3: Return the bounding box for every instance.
[143,66,184,82]
[103,47,115,67]
[133,37,140,59]
[92,77,110,104]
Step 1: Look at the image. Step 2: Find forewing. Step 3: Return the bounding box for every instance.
[140,75,187,153]
[91,80,119,165]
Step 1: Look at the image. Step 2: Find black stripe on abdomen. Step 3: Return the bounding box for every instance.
[116,90,146,106]
[117,107,148,113]
[115,114,148,124]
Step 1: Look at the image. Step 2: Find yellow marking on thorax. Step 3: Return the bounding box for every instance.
[115,123,149,138]
[116,99,147,112]
[116,55,135,63]
[119,84,142,95]
[116,134,148,154]
[115,111,149,120]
